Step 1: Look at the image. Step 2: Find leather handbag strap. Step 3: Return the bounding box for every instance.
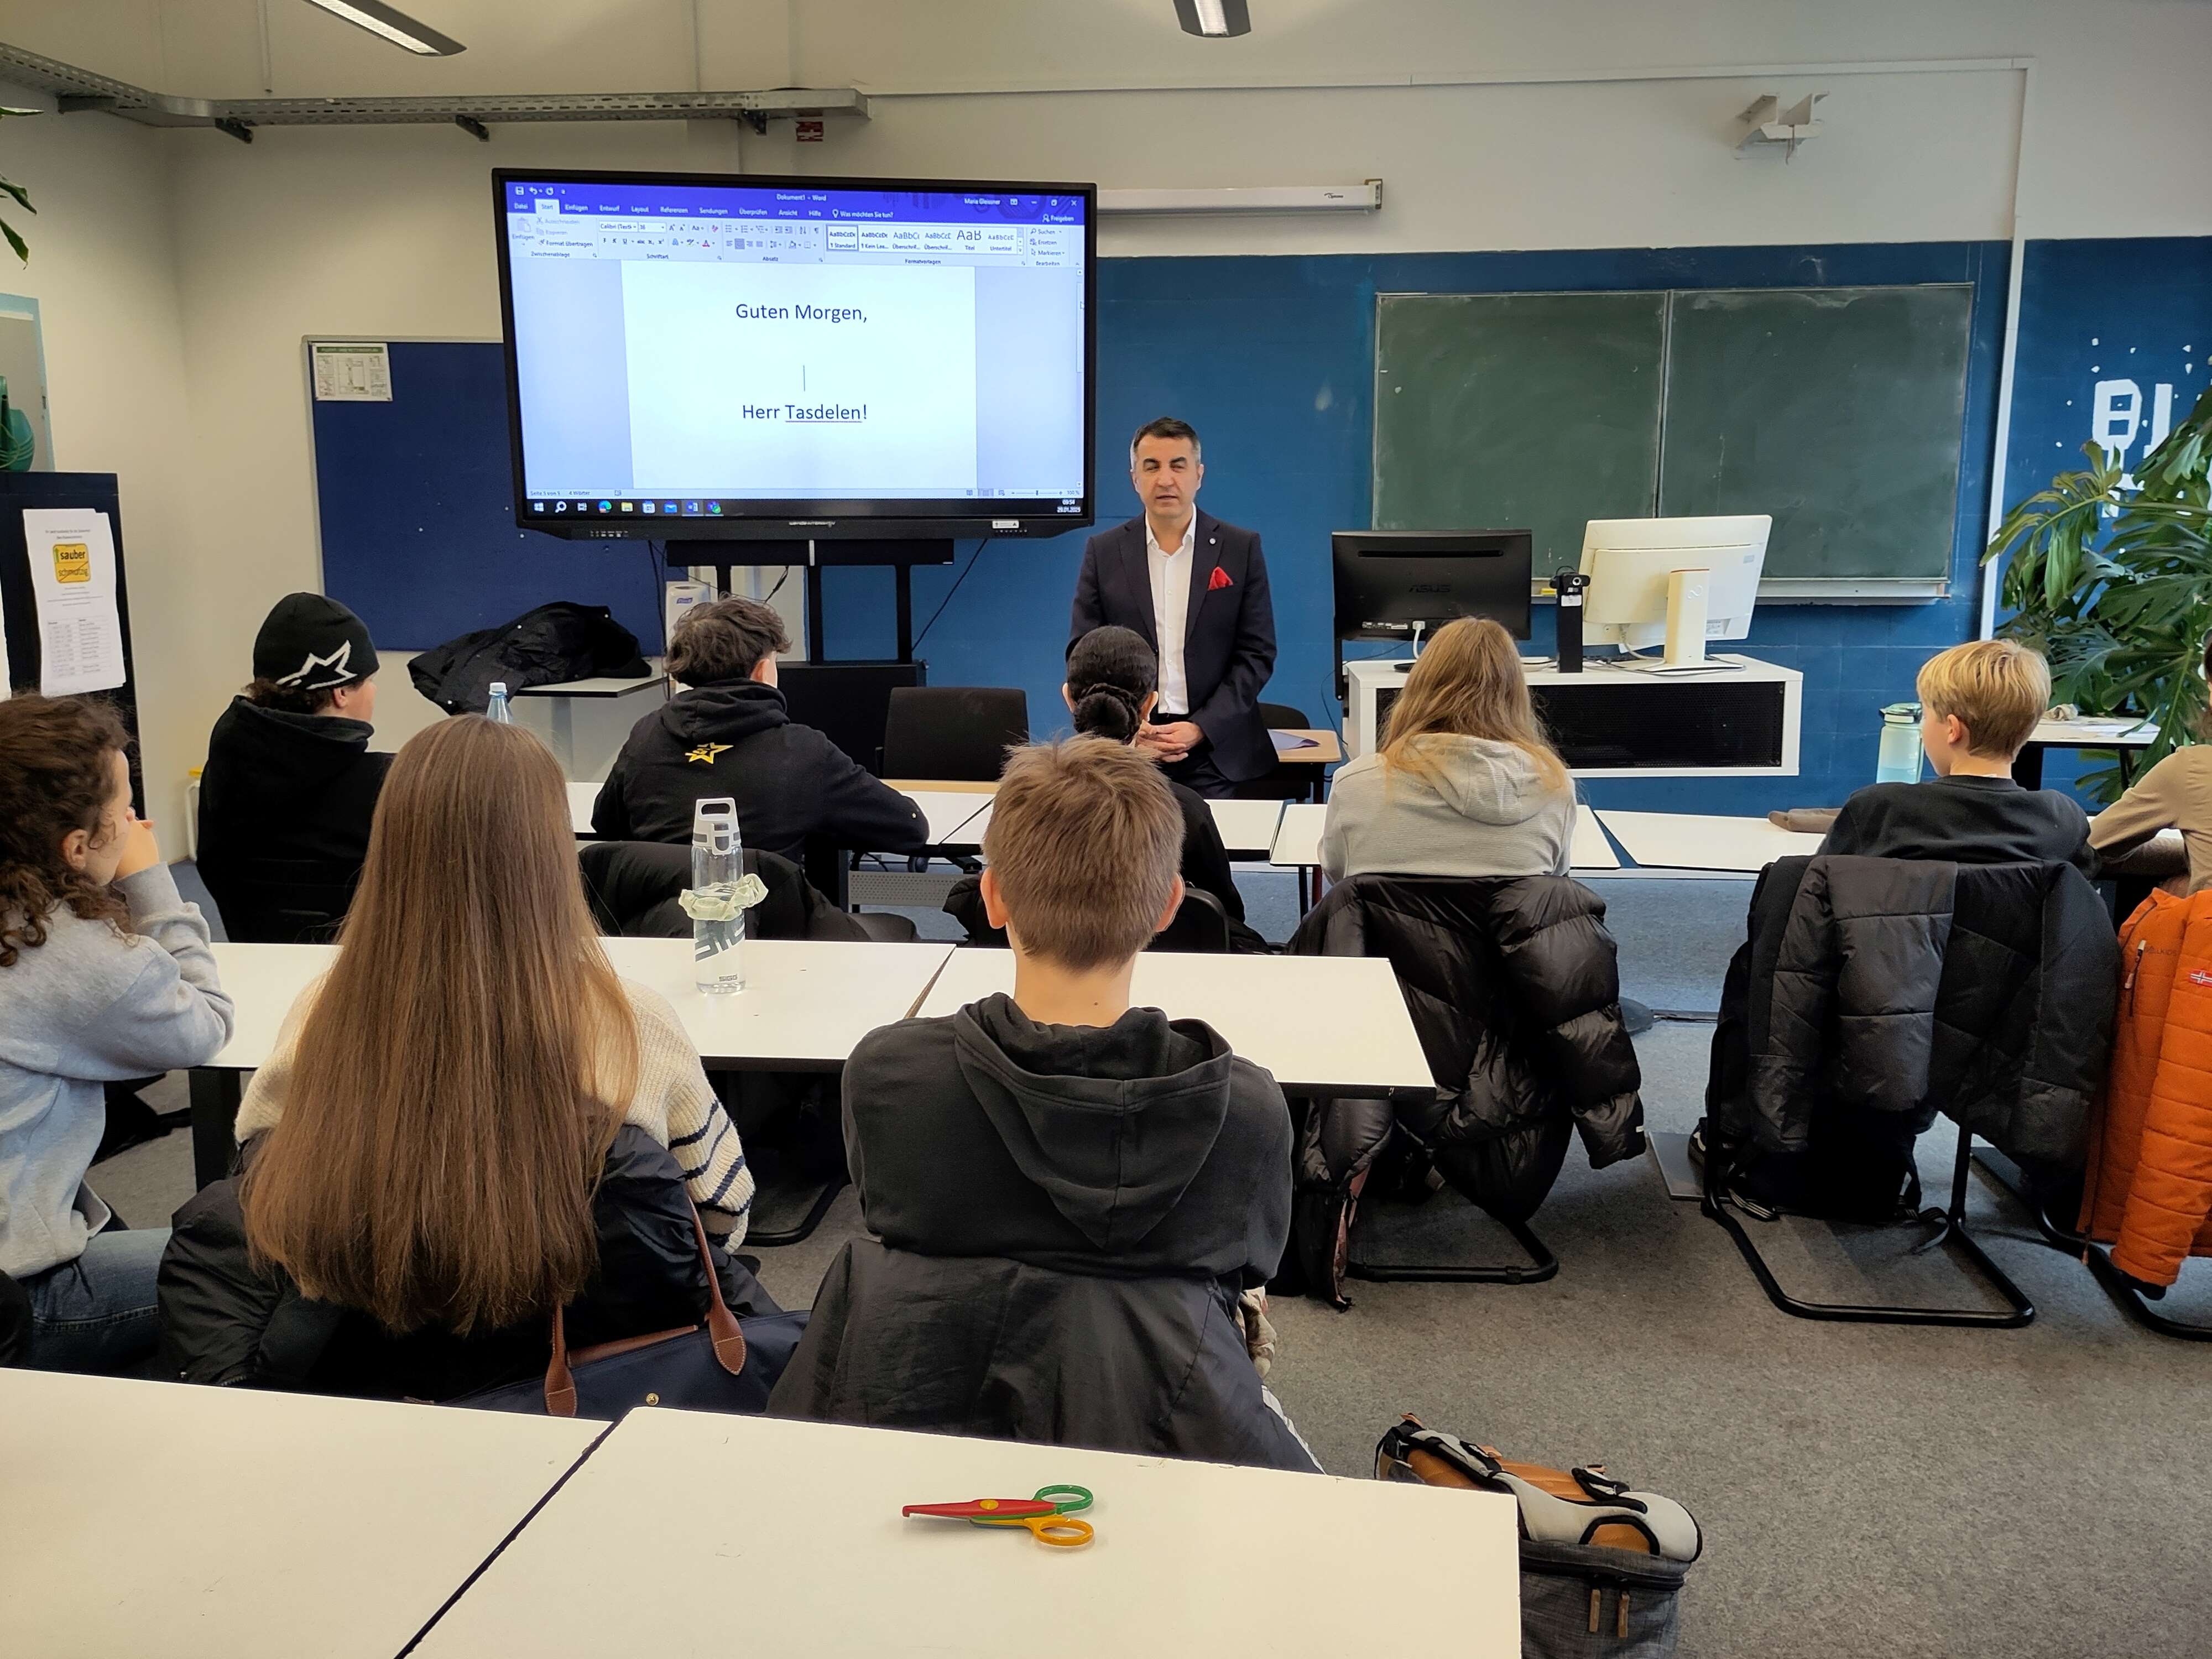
[539,1204,748,1417]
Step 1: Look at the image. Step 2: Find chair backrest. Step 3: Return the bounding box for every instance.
[577,842,865,941]
[941,874,1232,954]
[1256,701,1311,731]
[881,686,1030,782]
[1150,885,1232,954]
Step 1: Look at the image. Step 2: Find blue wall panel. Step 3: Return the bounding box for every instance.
[312,341,667,653]
[860,242,2013,816]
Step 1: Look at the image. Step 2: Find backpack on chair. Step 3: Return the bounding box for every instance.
[1376,1416,1702,1658]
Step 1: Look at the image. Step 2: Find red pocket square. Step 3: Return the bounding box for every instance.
[1207,565,1234,592]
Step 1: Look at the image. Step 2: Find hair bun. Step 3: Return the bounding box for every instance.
[1072,683,1141,743]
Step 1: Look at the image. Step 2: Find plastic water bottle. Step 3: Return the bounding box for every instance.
[1875,701,1924,784]
[486,682,514,724]
[691,796,745,995]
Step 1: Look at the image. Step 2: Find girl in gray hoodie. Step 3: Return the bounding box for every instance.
[1321,617,1577,882]
[0,695,233,1372]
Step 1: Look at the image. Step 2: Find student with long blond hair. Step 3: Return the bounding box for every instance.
[159,716,767,1397]
[1320,617,1575,883]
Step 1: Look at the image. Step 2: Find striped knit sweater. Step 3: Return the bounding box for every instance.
[231,978,753,1245]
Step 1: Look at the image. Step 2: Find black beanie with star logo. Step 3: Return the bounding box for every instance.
[252,593,379,692]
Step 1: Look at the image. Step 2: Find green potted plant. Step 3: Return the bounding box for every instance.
[1983,380,2212,802]
[1,103,33,263]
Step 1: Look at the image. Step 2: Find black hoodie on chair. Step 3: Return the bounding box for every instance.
[195,698,393,943]
[769,993,1314,1470]
[592,680,926,864]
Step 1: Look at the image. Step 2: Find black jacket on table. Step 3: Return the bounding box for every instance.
[592,680,927,864]
[157,1126,777,1400]
[1285,874,1644,1304]
[1707,855,2119,1186]
[769,993,1313,1472]
[195,697,392,943]
[1069,512,1278,784]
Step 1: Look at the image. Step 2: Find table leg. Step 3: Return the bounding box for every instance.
[549,698,577,777]
[189,1070,244,1190]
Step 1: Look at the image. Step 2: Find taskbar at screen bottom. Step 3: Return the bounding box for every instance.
[522,495,1088,525]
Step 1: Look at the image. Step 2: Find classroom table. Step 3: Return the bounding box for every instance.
[2015,714,2158,789]
[406,1409,1520,1659]
[0,1369,603,1659]
[1595,808,1826,874]
[887,785,1290,860]
[188,937,957,1187]
[914,947,1432,1095]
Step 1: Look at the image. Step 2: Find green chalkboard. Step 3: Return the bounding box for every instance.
[1373,283,1973,589]
[1373,292,1665,573]
[1658,286,1972,582]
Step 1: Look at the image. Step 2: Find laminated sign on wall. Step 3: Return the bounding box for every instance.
[311,341,393,402]
[22,507,126,695]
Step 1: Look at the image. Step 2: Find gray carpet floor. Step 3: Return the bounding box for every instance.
[92,873,2212,1658]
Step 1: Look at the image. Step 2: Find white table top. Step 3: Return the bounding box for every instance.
[1597,808,1826,873]
[409,1410,1519,1659]
[911,793,1291,859]
[517,669,667,698]
[0,1369,601,1659]
[914,947,1432,1094]
[2028,715,2157,748]
[1269,802,1620,873]
[207,938,956,1072]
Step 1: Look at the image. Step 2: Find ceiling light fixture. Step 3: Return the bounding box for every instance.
[301,0,466,56]
[1175,0,1251,39]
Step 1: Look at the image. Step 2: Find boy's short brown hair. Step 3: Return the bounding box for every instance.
[984,738,1183,970]
[1916,639,2051,759]
[666,597,790,688]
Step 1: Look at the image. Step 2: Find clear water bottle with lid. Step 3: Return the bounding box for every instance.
[1875,701,1924,784]
[486,681,514,724]
[690,796,746,995]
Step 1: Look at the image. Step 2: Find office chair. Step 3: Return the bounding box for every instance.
[881,686,1030,782]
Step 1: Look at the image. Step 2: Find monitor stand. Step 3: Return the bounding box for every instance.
[1615,568,1746,675]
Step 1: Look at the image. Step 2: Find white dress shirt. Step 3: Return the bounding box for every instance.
[1145,517,1197,716]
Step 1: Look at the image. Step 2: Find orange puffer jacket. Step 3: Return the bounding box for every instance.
[2079,888,2212,1285]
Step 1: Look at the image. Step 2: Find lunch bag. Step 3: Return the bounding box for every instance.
[1376,1416,1702,1659]
[460,1209,806,1421]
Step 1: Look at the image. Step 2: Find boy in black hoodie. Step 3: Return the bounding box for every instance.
[591,596,925,863]
[196,593,391,943]
[771,738,1311,1469]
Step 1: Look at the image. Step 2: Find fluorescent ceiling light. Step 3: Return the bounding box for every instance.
[1175,0,1251,38]
[302,0,466,56]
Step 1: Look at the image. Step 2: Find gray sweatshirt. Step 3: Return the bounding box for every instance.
[1320,736,1575,883]
[0,865,234,1279]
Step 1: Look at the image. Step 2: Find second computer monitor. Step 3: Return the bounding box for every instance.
[1332,529,1534,643]
[1578,516,1771,652]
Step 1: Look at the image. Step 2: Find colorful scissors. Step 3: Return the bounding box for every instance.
[901,1483,1095,1547]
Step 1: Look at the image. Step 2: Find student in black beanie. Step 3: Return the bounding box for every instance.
[195,593,392,942]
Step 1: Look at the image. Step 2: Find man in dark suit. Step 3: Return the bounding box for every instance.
[1068,416,1277,797]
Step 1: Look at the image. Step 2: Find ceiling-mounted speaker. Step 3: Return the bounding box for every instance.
[1175,0,1253,39]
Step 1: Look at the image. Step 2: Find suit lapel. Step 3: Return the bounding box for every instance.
[1121,519,1159,651]
[1185,513,1222,644]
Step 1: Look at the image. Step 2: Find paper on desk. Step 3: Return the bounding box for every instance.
[0,577,11,698]
[23,508,126,695]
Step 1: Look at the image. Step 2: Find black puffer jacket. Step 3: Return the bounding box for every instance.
[1286,875,1644,1303]
[578,841,867,942]
[408,602,649,716]
[770,994,1312,1472]
[1709,855,2119,1177]
[158,1126,778,1400]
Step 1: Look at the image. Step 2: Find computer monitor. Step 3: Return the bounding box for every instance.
[1331,530,1534,643]
[1578,515,1771,670]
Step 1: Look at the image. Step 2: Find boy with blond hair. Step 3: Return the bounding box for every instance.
[1822,638,2093,873]
[772,737,1312,1469]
